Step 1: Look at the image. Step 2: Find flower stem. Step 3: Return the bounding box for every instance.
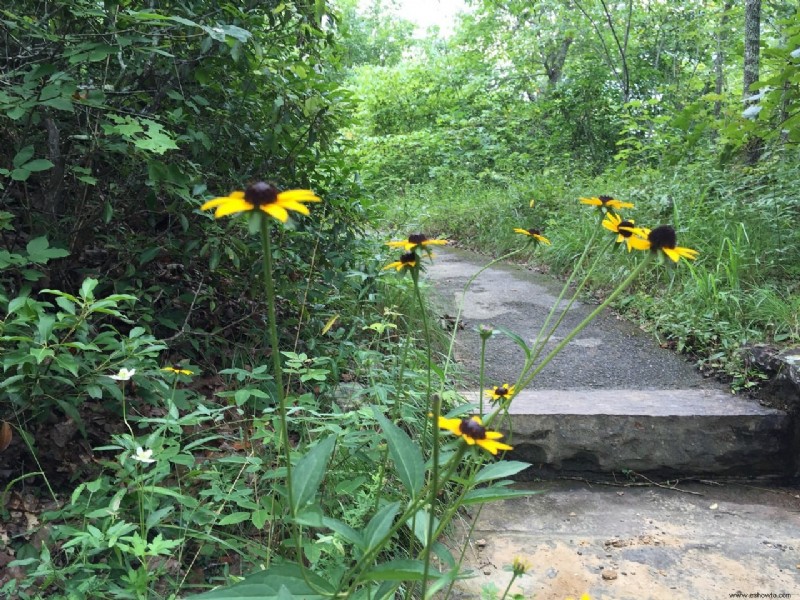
[414,272,438,599]
[516,253,652,393]
[259,218,295,539]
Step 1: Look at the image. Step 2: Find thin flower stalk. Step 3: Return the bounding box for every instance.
[260,218,292,492]
[514,253,653,397]
[525,221,602,372]
[521,234,616,380]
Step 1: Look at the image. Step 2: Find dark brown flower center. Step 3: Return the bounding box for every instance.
[408,233,428,244]
[598,195,615,204]
[618,220,635,238]
[459,418,487,440]
[495,386,510,396]
[527,229,541,236]
[648,225,677,250]
[244,181,279,206]
[400,252,416,264]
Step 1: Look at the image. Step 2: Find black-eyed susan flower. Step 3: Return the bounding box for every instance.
[627,225,699,263]
[386,233,447,253]
[601,213,645,251]
[486,383,515,402]
[579,195,634,211]
[201,181,320,222]
[383,252,417,272]
[162,366,194,376]
[513,228,551,245]
[437,415,513,455]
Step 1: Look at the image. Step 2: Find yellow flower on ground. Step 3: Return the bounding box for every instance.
[511,556,531,576]
[201,181,320,222]
[437,415,513,455]
[579,195,634,211]
[487,383,515,402]
[513,228,551,245]
[602,213,645,251]
[565,595,591,600]
[162,366,194,376]
[627,224,699,263]
[386,233,448,252]
[383,252,417,272]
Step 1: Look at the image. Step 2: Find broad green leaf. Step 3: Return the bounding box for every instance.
[79,278,99,300]
[186,563,334,599]
[406,507,438,547]
[372,408,425,497]
[473,460,530,484]
[363,501,400,552]
[218,512,251,526]
[322,517,364,549]
[462,486,541,505]
[293,504,324,527]
[290,435,336,515]
[23,159,54,173]
[12,146,34,168]
[357,559,436,582]
[251,509,270,529]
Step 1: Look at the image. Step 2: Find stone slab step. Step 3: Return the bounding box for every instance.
[460,389,793,477]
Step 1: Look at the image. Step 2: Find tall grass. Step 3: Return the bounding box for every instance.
[371,159,800,389]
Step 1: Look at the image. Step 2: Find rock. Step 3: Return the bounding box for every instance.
[602,569,618,581]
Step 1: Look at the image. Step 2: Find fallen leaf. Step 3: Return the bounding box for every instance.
[0,421,11,452]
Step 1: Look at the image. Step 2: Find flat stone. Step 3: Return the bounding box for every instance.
[461,389,791,476]
[448,480,800,600]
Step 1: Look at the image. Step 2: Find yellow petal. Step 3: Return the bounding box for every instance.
[277,198,311,215]
[279,189,321,203]
[579,197,601,206]
[422,239,447,246]
[438,416,463,435]
[262,203,289,222]
[213,198,254,218]
[627,236,651,251]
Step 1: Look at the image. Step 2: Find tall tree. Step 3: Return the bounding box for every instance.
[743,0,763,162]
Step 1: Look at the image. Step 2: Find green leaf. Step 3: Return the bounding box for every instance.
[79,278,99,300]
[363,501,400,552]
[290,435,336,515]
[186,563,335,599]
[218,512,251,526]
[12,146,34,168]
[372,407,425,498]
[22,159,54,173]
[25,237,69,263]
[293,504,324,527]
[462,486,541,506]
[406,507,438,547]
[356,559,435,582]
[251,509,270,529]
[322,517,364,549]
[473,461,530,484]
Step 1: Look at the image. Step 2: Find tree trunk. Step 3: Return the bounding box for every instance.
[743,0,762,163]
[544,36,574,86]
[714,0,734,118]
